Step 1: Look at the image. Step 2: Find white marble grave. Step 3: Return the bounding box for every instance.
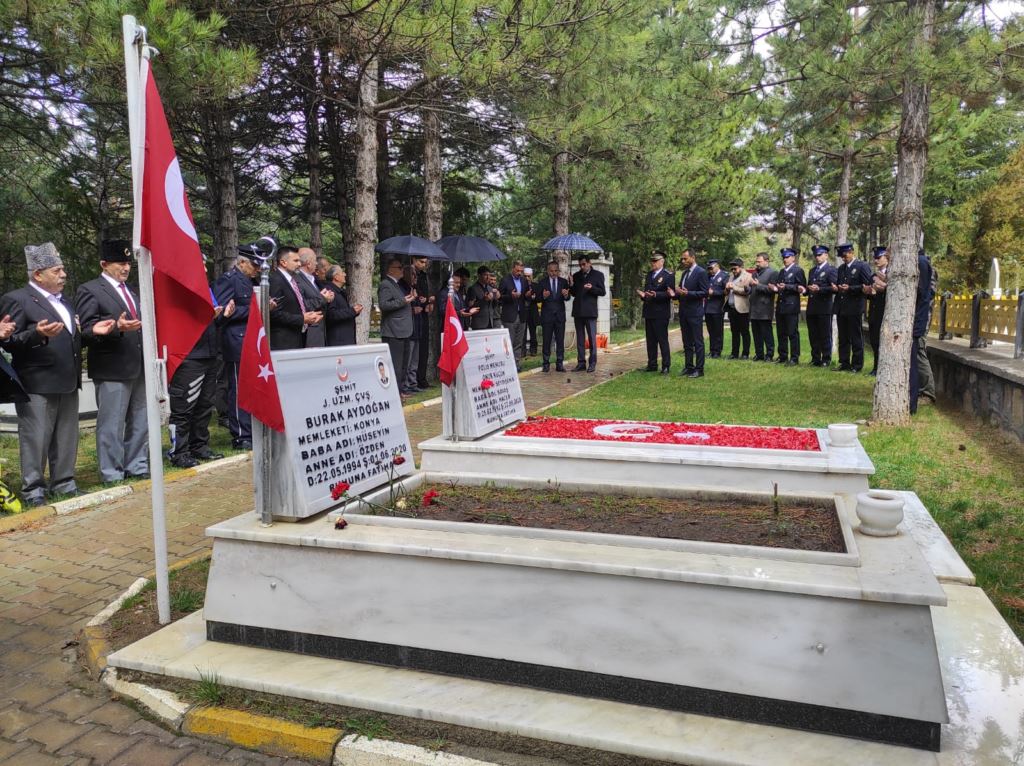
[259,344,413,520]
[445,329,526,440]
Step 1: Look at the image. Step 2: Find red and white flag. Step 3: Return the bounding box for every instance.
[237,295,285,432]
[139,60,214,380]
[437,295,468,386]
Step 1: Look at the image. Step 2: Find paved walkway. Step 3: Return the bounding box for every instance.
[0,341,654,765]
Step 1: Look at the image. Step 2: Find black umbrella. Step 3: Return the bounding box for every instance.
[434,235,506,262]
[374,235,449,260]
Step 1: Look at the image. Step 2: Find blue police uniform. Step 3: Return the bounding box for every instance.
[806,245,837,366]
[772,249,806,364]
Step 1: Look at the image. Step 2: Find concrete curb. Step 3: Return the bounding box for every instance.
[0,452,252,534]
[184,707,342,762]
[332,735,499,765]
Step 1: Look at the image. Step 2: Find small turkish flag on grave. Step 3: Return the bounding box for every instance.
[437,295,468,386]
[238,295,285,432]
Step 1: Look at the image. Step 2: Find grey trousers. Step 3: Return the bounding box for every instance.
[405,339,419,390]
[383,336,412,393]
[95,376,149,482]
[16,391,79,501]
[506,320,525,366]
[916,336,935,399]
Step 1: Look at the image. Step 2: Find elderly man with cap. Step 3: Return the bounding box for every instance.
[724,258,753,359]
[806,245,837,367]
[865,246,889,375]
[668,249,709,378]
[467,265,499,330]
[1,244,98,504]
[76,240,149,483]
[833,242,873,373]
[769,247,807,365]
[704,258,728,358]
[637,250,675,373]
[213,242,262,449]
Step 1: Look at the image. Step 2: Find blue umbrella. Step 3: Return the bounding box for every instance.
[434,235,505,262]
[374,235,449,260]
[541,233,604,253]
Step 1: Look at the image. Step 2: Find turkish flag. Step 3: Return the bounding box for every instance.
[139,61,214,380]
[237,295,285,432]
[437,296,468,386]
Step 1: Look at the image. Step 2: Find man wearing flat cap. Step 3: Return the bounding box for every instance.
[637,251,675,373]
[213,243,262,450]
[76,240,148,483]
[806,245,837,367]
[1,244,101,505]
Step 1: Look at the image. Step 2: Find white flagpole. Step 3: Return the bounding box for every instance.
[123,15,171,625]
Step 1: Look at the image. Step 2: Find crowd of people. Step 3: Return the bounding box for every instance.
[0,236,936,508]
[638,243,938,411]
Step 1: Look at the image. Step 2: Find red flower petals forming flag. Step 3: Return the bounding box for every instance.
[237,295,285,432]
[139,61,214,380]
[437,296,468,386]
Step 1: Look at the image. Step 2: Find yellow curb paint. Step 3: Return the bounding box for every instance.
[0,505,54,533]
[143,550,211,581]
[183,706,341,761]
[80,624,110,678]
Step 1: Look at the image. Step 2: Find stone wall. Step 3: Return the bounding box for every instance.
[927,339,1024,445]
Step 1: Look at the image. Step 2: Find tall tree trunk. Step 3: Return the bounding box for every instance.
[552,149,570,274]
[873,0,936,425]
[836,146,853,245]
[321,45,355,265]
[376,66,393,242]
[304,49,323,255]
[791,188,804,253]
[201,109,238,276]
[422,92,443,384]
[351,55,379,344]
[868,190,879,251]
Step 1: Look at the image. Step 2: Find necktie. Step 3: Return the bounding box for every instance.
[551,278,556,294]
[119,283,138,319]
[289,276,306,313]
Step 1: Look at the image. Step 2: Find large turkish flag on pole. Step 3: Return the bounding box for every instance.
[139,60,214,380]
[237,295,285,432]
[437,295,468,386]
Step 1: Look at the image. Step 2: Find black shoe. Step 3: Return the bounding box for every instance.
[752,355,764,362]
[727,355,739,360]
[573,364,586,372]
[24,495,47,507]
[645,366,658,372]
[542,365,551,373]
[775,357,787,364]
[786,359,799,366]
[555,365,566,372]
[170,454,199,469]
[193,450,224,461]
[687,370,705,378]
[849,368,862,374]
[680,367,695,377]
[740,355,749,360]
[234,440,253,450]
[834,365,851,372]
[587,365,596,373]
[660,368,671,374]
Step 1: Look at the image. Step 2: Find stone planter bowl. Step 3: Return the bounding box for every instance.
[828,423,859,447]
[855,490,905,537]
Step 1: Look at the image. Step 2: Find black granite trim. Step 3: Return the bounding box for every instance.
[206,620,941,751]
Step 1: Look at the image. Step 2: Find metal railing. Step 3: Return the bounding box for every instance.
[930,292,1024,359]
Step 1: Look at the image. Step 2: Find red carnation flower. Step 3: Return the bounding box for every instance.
[422,489,440,507]
[331,481,351,501]
[393,455,406,466]
[480,378,495,390]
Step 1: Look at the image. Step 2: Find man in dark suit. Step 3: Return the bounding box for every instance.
[637,251,674,373]
[805,245,837,367]
[1,243,102,505]
[214,244,261,449]
[324,264,361,346]
[378,257,416,396]
[569,255,606,372]
[0,314,27,404]
[75,239,148,483]
[910,248,935,415]
[703,259,728,358]
[466,266,499,330]
[297,247,328,348]
[749,252,777,362]
[770,248,807,365]
[537,260,571,372]
[865,246,888,375]
[411,256,434,388]
[499,260,530,370]
[670,249,709,378]
[269,245,323,351]
[833,242,873,373]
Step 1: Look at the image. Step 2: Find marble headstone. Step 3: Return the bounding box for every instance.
[255,344,414,520]
[446,329,526,440]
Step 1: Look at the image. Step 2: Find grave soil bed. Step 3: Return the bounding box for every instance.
[403,484,845,552]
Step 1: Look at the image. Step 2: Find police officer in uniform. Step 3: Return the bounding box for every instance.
[637,251,674,373]
[770,248,806,365]
[833,242,873,373]
[866,246,888,375]
[704,259,728,358]
[805,245,837,367]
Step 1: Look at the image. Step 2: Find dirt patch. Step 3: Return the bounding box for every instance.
[403,485,845,553]
[105,558,209,653]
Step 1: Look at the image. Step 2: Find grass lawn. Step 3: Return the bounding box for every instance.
[547,329,1024,640]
